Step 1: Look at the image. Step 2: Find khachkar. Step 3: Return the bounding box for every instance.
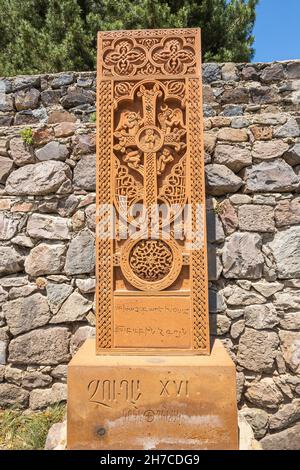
[96,27,209,354]
[67,29,238,450]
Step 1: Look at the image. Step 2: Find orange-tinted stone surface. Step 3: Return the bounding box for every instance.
[68,28,238,450]
[67,339,238,450]
[96,28,209,354]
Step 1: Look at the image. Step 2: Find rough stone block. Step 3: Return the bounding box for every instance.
[67,339,238,450]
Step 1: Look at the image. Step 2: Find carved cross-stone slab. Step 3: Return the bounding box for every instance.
[96,28,210,354]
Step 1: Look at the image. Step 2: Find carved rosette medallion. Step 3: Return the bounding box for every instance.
[97,28,209,354]
[120,237,182,291]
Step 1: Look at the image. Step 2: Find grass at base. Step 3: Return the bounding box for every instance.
[0,404,66,450]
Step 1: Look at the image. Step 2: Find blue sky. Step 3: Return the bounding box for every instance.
[253,0,300,62]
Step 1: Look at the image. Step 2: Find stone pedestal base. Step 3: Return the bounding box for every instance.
[67,339,238,450]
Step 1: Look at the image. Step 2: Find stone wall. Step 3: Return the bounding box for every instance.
[0,60,300,449]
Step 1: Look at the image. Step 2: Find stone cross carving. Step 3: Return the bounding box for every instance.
[96,28,210,354]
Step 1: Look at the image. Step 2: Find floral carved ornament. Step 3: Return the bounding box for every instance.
[102,36,196,77]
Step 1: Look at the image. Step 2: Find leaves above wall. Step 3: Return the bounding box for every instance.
[0,0,259,75]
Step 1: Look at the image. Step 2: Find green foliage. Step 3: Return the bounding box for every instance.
[213,200,223,215]
[0,0,259,75]
[0,405,66,450]
[89,111,96,123]
[20,127,33,145]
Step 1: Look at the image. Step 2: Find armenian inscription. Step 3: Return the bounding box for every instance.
[96,28,209,354]
[87,377,189,408]
[88,378,142,407]
[114,297,190,348]
[123,408,182,424]
[67,338,239,449]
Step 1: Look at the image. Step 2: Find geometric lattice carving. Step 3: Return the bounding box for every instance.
[188,79,210,350]
[159,156,186,206]
[120,236,183,292]
[96,28,210,354]
[130,240,173,282]
[96,81,113,349]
